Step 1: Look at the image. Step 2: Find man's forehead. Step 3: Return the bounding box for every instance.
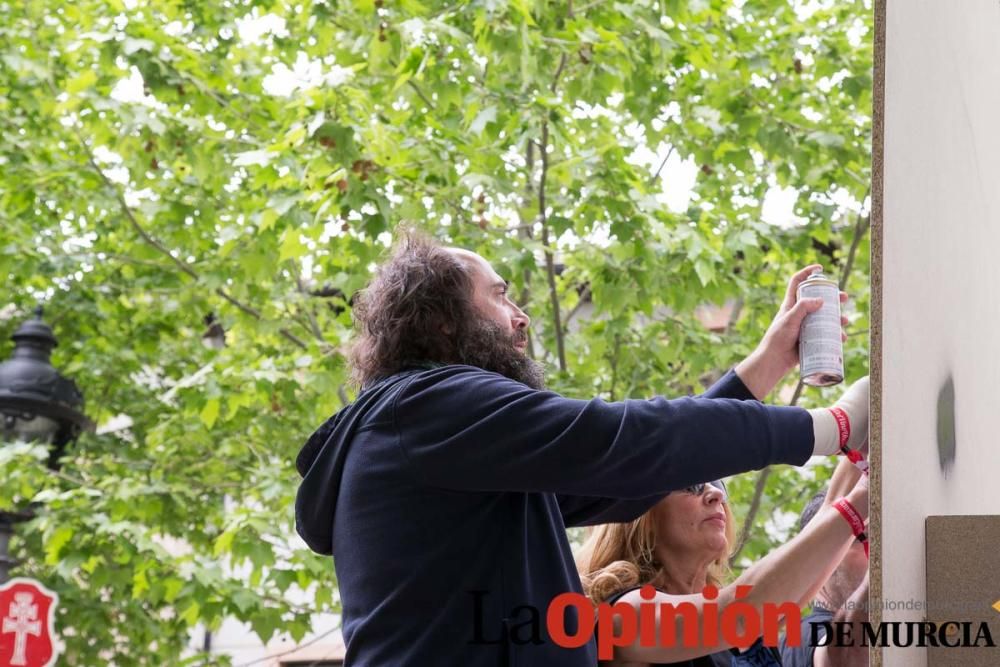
[445,247,503,283]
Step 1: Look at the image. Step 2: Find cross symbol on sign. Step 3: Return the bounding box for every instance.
[2,592,42,666]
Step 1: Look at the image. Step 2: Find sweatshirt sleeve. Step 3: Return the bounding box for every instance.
[392,365,812,498]
[554,368,758,526]
[556,494,665,527]
[699,368,757,401]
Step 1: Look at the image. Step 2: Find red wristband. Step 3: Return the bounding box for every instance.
[829,407,851,449]
[833,498,869,559]
[830,407,869,475]
[842,447,870,476]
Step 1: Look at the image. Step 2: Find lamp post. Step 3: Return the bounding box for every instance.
[0,306,92,582]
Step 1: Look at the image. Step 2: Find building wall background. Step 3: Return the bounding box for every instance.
[882,1,1000,665]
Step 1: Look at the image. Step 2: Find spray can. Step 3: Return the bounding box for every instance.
[798,270,844,386]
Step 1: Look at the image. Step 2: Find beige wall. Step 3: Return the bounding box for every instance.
[882,1,1000,665]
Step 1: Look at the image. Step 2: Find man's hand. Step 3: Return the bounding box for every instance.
[735,264,849,400]
[815,573,870,667]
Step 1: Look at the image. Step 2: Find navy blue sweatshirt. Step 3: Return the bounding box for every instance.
[295,365,813,666]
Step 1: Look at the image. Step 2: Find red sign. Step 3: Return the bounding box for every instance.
[0,578,59,667]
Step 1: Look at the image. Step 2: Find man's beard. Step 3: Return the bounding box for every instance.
[457,319,546,390]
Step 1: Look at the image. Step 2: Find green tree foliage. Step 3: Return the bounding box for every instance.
[1,0,871,662]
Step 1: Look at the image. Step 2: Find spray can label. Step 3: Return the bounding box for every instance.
[798,271,844,386]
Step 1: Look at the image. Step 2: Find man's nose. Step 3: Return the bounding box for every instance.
[512,306,530,330]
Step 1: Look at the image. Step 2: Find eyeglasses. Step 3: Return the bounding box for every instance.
[678,480,728,501]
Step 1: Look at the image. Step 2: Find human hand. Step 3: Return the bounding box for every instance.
[849,474,870,522]
[756,264,849,377]
[853,470,870,495]
[735,265,848,399]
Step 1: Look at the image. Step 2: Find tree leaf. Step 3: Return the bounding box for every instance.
[199,398,220,429]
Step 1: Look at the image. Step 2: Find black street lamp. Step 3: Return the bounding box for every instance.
[0,306,93,582]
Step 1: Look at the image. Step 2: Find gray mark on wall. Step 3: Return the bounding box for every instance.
[936,374,956,475]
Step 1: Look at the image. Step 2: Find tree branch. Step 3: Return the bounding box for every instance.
[562,285,591,335]
[214,289,308,349]
[539,119,567,372]
[575,0,604,14]
[723,297,745,335]
[536,40,572,371]
[608,334,621,401]
[839,190,872,291]
[648,146,676,186]
[294,268,329,344]
[71,124,311,350]
[550,53,569,94]
[729,375,806,566]
[47,467,98,490]
[63,251,176,272]
[519,139,537,359]
[730,466,771,567]
[407,80,437,112]
[387,58,437,111]
[232,625,341,667]
[212,289,262,319]
[730,193,870,566]
[80,146,198,281]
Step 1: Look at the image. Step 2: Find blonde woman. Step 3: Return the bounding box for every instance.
[578,464,869,666]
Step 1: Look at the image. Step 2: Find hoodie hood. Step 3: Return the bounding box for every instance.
[295,370,421,555]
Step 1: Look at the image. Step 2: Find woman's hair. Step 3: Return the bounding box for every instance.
[348,232,478,388]
[578,500,737,605]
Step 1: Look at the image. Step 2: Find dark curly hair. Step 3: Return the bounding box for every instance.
[348,233,481,387]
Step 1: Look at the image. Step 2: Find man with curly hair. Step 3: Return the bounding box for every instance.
[295,232,869,666]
